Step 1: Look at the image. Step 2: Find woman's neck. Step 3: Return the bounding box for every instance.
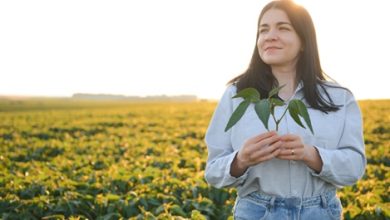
[271,66,297,101]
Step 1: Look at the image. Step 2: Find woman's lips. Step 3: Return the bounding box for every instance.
[265,46,282,51]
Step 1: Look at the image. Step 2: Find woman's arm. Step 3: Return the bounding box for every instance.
[276,91,366,186]
[204,86,249,188]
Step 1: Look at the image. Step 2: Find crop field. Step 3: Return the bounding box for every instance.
[0,98,389,219]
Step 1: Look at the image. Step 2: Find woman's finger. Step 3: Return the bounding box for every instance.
[250,140,282,160]
[247,131,278,144]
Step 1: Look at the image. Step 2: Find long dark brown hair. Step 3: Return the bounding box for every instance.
[229,0,342,113]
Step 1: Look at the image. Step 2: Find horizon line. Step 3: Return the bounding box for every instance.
[0,93,388,102]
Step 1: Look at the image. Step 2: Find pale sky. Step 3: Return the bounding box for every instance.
[0,0,389,100]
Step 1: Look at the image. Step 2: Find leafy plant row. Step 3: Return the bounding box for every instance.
[0,99,388,219]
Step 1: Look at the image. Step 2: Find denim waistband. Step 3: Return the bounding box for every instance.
[247,190,336,209]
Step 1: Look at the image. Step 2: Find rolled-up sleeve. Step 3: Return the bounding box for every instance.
[204,86,249,188]
[310,92,366,186]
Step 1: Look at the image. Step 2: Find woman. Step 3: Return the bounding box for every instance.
[204,1,366,219]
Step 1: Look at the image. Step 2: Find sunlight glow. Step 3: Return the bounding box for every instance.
[0,0,389,100]
[291,0,307,7]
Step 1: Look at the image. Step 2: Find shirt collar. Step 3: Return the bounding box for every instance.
[295,81,304,93]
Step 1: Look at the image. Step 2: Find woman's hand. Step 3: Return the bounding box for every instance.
[277,134,323,173]
[231,131,282,177]
[277,134,307,160]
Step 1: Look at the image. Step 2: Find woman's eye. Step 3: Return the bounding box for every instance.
[280,26,290,31]
[259,29,268,33]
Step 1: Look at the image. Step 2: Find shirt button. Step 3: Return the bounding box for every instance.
[291,160,296,164]
[292,190,298,195]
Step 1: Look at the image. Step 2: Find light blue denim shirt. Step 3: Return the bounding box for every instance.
[204,82,366,198]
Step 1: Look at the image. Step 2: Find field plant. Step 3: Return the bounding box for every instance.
[225,86,314,134]
[0,98,388,219]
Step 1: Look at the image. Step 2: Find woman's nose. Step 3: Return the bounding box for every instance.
[264,29,278,41]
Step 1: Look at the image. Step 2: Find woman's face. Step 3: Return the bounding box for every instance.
[257,8,302,69]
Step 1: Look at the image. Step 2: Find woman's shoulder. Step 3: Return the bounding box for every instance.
[223,83,238,97]
[215,84,239,107]
[318,79,340,87]
[317,80,356,103]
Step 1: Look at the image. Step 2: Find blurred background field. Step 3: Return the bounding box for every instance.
[0,98,388,219]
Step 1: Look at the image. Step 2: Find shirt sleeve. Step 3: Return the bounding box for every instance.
[309,91,366,186]
[204,85,249,188]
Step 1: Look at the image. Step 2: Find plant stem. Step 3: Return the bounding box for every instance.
[271,107,278,131]
[278,106,289,122]
[273,105,289,132]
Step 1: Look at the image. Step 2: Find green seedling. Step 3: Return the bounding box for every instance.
[225,85,314,134]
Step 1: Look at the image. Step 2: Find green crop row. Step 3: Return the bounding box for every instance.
[0,99,388,219]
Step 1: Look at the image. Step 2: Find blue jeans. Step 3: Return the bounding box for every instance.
[233,191,342,220]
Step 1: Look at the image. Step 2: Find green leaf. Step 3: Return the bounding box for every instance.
[295,100,314,134]
[270,98,285,107]
[268,84,286,98]
[225,100,250,132]
[42,215,65,220]
[99,213,121,220]
[288,101,305,129]
[170,204,187,217]
[191,210,207,220]
[269,98,284,116]
[233,88,260,102]
[106,193,120,202]
[255,99,271,130]
[288,100,314,134]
